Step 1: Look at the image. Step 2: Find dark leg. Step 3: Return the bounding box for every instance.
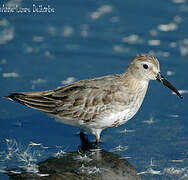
[79,130,99,151]
[79,130,86,142]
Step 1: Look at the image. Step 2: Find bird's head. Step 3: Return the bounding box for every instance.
[128,54,182,99]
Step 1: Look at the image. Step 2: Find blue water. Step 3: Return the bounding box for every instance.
[0,0,188,179]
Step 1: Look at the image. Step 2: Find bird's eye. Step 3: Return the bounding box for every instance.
[143,64,148,69]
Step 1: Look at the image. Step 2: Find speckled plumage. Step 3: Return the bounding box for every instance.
[4,54,182,143]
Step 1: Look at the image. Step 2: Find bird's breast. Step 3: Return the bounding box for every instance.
[102,83,148,128]
[108,108,133,127]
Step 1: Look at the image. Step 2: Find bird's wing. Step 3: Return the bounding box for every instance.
[4,74,125,121]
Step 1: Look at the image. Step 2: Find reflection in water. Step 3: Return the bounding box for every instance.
[7,135,141,180]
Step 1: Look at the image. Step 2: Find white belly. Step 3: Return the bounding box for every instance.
[87,108,134,130]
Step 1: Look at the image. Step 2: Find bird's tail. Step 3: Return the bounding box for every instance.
[3,91,58,113]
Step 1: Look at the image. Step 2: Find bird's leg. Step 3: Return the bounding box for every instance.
[94,130,102,147]
[79,130,97,151]
[80,128,85,134]
[95,138,100,148]
[79,128,102,150]
[95,135,100,144]
[79,128,86,141]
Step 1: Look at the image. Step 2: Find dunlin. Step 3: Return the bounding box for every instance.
[4,54,182,143]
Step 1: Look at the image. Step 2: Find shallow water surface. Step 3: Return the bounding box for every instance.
[0,0,188,179]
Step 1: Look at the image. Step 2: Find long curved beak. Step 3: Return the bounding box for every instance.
[156,72,183,99]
